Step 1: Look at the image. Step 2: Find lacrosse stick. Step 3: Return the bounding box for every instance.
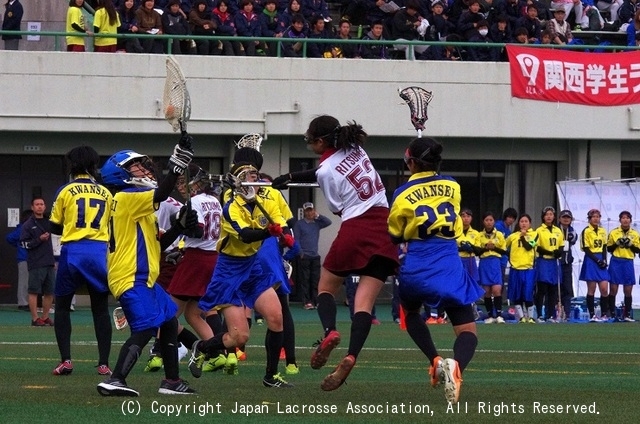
[236,133,264,152]
[398,86,433,138]
[113,307,128,331]
[283,260,293,279]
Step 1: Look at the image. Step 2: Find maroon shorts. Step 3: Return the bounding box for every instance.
[168,248,218,298]
[323,207,399,276]
[67,44,85,52]
[94,44,117,53]
[156,250,179,291]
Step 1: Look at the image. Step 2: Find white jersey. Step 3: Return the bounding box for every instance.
[316,147,388,221]
[184,193,222,251]
[156,196,183,252]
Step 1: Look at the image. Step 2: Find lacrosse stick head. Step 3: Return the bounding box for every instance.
[283,260,293,279]
[228,162,258,202]
[235,133,264,152]
[163,56,191,133]
[399,86,433,137]
[113,307,128,331]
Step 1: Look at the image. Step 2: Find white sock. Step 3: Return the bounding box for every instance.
[514,305,524,319]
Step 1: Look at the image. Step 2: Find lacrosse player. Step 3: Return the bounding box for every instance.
[388,137,483,405]
[505,214,538,323]
[580,209,611,322]
[190,162,296,388]
[475,212,507,323]
[534,207,565,322]
[606,211,640,322]
[96,137,198,396]
[271,115,399,391]
[457,208,480,283]
[49,146,113,377]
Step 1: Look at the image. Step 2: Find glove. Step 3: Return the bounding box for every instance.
[271,174,291,190]
[462,241,474,253]
[283,240,301,261]
[624,237,633,248]
[281,233,295,249]
[553,249,562,259]
[165,251,183,265]
[616,237,625,247]
[597,260,607,269]
[175,205,198,230]
[267,223,283,237]
[179,132,193,150]
[566,232,577,243]
[168,143,194,175]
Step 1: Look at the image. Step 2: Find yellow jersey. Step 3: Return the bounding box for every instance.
[581,225,607,254]
[49,175,112,243]
[66,6,86,47]
[475,229,506,259]
[388,171,462,243]
[607,226,640,260]
[458,227,480,258]
[93,8,121,47]
[505,229,538,270]
[535,224,565,259]
[107,188,160,299]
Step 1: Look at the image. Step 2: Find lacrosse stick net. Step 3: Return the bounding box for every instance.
[398,86,433,138]
[236,133,264,152]
[163,56,191,133]
[113,307,128,331]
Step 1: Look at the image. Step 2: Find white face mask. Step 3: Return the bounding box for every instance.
[479,29,488,36]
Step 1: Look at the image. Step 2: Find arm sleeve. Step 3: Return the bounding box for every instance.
[238,228,270,243]
[153,172,179,204]
[289,168,318,183]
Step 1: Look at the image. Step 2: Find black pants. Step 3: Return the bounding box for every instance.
[560,264,574,315]
[298,255,320,305]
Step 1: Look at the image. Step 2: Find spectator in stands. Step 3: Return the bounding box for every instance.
[547,8,573,45]
[365,0,400,34]
[260,0,287,55]
[513,25,529,43]
[189,0,221,54]
[282,0,306,30]
[467,19,499,61]
[211,0,246,55]
[2,0,23,50]
[498,0,525,30]
[67,0,92,52]
[333,18,359,57]
[359,19,389,59]
[135,0,164,53]
[626,9,640,46]
[618,0,637,25]
[93,0,121,52]
[281,12,307,56]
[515,4,541,43]
[417,33,464,60]
[117,0,144,52]
[537,27,554,44]
[458,0,485,40]
[339,0,368,25]
[392,0,429,59]
[307,13,333,57]
[162,0,192,54]
[550,0,583,29]
[302,0,331,22]
[490,15,511,60]
[235,0,265,55]
[427,0,456,41]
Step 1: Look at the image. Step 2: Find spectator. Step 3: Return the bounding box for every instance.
[618,0,637,24]
[135,0,165,53]
[162,0,192,54]
[306,13,333,57]
[418,33,464,60]
[212,0,246,55]
[260,0,286,55]
[557,210,577,321]
[94,0,122,52]
[546,8,572,45]
[427,0,456,41]
[282,0,306,30]
[19,197,56,327]
[235,0,264,55]
[359,19,389,59]
[293,202,331,309]
[549,0,583,29]
[333,18,359,58]
[498,0,525,30]
[391,0,429,59]
[67,0,93,52]
[467,19,499,61]
[537,27,554,44]
[6,209,31,311]
[515,4,542,42]
[280,12,306,56]
[117,0,144,52]
[626,9,640,46]
[513,25,529,43]
[458,0,485,40]
[365,0,400,31]
[302,0,331,22]
[2,0,23,50]
[490,15,511,60]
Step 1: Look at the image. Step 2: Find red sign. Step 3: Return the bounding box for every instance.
[507,45,640,106]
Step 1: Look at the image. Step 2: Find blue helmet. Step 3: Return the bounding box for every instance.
[100,150,156,189]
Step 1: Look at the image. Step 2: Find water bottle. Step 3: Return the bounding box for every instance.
[573,306,581,321]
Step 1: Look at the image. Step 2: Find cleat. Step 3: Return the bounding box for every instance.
[279,347,286,360]
[589,315,598,322]
[43,318,54,326]
[483,317,495,324]
[97,364,112,376]
[321,354,355,391]
[518,317,527,323]
[263,373,294,388]
[429,356,444,388]
[32,318,46,327]
[436,317,447,324]
[624,316,636,322]
[224,353,239,375]
[310,330,341,370]
[536,318,546,323]
[236,348,246,361]
[394,318,401,324]
[53,360,73,376]
[304,303,315,310]
[187,340,206,378]
[527,318,536,324]
[202,354,226,372]
[547,318,557,323]
[256,318,264,325]
[426,317,438,324]
[97,378,139,397]
[285,364,300,375]
[144,355,163,372]
[496,316,505,324]
[442,358,462,404]
[599,315,609,322]
[158,378,196,395]
[371,318,381,325]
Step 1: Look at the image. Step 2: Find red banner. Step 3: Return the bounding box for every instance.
[507,45,640,106]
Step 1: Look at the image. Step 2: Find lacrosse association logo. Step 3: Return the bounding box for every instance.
[514,53,540,86]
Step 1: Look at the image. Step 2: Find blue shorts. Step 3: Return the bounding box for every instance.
[478,256,502,286]
[535,258,559,285]
[398,239,483,309]
[257,237,290,295]
[579,254,610,282]
[508,268,536,303]
[119,283,178,333]
[608,256,635,285]
[55,240,109,297]
[199,253,279,312]
[460,256,479,282]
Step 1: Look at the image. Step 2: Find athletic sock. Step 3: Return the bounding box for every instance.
[404,309,438,362]
[112,329,154,380]
[264,329,284,377]
[53,294,73,361]
[514,305,524,319]
[586,295,595,316]
[205,314,223,335]
[494,296,503,318]
[599,295,609,317]
[201,332,226,355]
[279,293,296,365]
[453,331,478,372]
[484,297,493,317]
[159,317,179,380]
[177,327,198,348]
[624,296,632,318]
[316,292,337,336]
[527,305,535,319]
[90,291,112,366]
[608,295,616,318]
[347,311,372,359]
